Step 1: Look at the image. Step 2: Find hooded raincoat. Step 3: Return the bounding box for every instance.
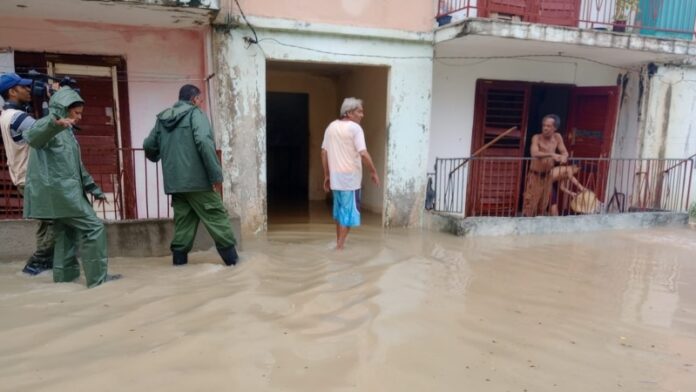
[143,101,222,194]
[23,87,110,288]
[23,87,104,219]
[143,100,236,259]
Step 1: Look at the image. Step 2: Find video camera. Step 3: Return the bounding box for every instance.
[24,70,79,101]
[22,70,80,117]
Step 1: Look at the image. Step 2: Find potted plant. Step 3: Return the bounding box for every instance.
[613,0,639,32]
[689,202,696,228]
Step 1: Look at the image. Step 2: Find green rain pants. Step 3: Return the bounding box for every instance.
[53,212,108,288]
[171,191,237,253]
[18,185,55,266]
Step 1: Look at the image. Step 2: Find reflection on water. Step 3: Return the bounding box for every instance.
[0,226,694,392]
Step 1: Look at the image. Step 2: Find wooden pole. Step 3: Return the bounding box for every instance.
[449,126,518,176]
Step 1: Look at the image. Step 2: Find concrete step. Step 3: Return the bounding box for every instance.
[426,211,689,237]
[0,216,241,262]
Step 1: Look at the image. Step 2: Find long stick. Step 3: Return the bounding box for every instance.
[448,126,518,176]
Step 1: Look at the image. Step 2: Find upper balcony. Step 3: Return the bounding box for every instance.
[1,0,219,28]
[437,0,696,41]
[435,0,696,67]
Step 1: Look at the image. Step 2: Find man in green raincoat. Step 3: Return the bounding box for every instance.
[23,86,120,288]
[143,84,238,267]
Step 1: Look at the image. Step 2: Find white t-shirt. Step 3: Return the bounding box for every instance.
[321,119,367,191]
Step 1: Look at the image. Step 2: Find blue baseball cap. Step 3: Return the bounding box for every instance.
[0,73,32,94]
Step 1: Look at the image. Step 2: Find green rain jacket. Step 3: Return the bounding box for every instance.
[143,101,222,194]
[23,87,104,219]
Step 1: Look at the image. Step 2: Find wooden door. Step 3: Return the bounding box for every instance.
[536,0,579,26]
[480,0,579,26]
[481,0,531,19]
[466,80,530,216]
[565,86,619,200]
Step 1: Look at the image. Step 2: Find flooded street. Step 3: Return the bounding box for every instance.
[1,225,695,391]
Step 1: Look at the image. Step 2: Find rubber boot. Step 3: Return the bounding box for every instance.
[22,256,51,276]
[172,250,188,266]
[217,246,239,266]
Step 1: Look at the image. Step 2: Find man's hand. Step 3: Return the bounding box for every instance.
[213,182,223,194]
[370,171,380,187]
[552,153,567,163]
[323,176,331,193]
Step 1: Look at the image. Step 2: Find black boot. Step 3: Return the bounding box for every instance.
[22,256,51,276]
[217,246,239,266]
[172,251,188,266]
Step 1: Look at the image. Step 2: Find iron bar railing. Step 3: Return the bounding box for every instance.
[430,156,696,217]
[1,147,222,221]
[437,0,696,40]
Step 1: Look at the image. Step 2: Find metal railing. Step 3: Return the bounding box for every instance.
[437,0,696,40]
[1,147,222,221]
[430,156,695,217]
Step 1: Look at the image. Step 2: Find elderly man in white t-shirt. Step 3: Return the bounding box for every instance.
[321,97,380,250]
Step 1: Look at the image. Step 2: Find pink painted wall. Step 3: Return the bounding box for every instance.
[0,17,208,148]
[0,17,209,218]
[224,0,436,32]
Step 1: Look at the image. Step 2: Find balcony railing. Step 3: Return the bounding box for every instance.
[428,155,695,217]
[1,147,222,221]
[437,0,696,40]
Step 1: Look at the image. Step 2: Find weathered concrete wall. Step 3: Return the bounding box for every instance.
[627,64,696,208]
[0,217,241,263]
[212,19,433,233]
[426,211,688,237]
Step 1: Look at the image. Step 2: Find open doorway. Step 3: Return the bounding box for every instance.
[467,79,619,216]
[265,61,389,226]
[266,92,310,213]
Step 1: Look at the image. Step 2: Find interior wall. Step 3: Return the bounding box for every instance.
[266,69,339,201]
[338,67,389,213]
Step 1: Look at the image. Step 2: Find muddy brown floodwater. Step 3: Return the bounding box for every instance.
[0,225,695,391]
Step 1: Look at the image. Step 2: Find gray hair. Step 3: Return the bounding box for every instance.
[543,114,561,129]
[340,97,363,117]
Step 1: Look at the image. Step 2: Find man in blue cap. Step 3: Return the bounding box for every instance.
[0,72,55,275]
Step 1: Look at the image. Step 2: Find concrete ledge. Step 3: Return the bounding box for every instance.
[426,211,689,237]
[0,216,241,262]
[435,18,696,59]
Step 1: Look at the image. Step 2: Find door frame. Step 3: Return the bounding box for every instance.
[14,51,135,218]
[466,78,620,216]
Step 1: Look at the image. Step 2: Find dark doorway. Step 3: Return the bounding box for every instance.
[266,92,310,214]
[523,84,572,158]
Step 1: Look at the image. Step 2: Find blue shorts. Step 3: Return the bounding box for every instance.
[332,190,361,227]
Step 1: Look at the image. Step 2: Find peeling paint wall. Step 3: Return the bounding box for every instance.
[636,64,696,207]
[638,65,696,159]
[213,29,267,234]
[212,21,433,233]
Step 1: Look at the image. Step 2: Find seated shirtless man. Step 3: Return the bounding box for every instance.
[522,114,569,217]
